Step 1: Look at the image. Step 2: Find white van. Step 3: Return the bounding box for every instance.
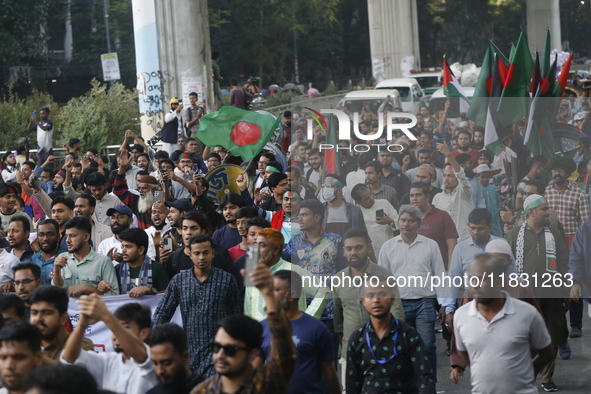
[410,71,443,95]
[428,86,475,118]
[339,90,403,117]
[374,78,424,114]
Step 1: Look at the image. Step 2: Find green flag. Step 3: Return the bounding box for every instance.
[497,31,534,127]
[467,42,508,127]
[197,106,281,161]
[541,29,551,79]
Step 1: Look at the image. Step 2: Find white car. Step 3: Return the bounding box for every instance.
[374,78,424,114]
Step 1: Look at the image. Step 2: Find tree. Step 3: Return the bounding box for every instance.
[417,0,524,66]
[0,0,53,96]
[57,79,140,150]
[0,88,57,151]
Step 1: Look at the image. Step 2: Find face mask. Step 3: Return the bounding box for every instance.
[293,113,299,119]
[322,187,337,202]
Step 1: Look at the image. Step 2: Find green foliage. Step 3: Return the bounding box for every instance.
[57,79,140,150]
[0,0,52,93]
[0,88,57,151]
[417,0,525,66]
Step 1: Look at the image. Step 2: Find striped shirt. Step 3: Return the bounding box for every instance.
[152,267,242,378]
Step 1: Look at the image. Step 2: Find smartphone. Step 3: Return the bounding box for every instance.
[31,112,36,117]
[376,209,384,218]
[163,237,173,251]
[193,164,200,172]
[243,245,260,287]
[154,190,164,202]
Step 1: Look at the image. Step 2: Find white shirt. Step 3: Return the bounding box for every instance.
[145,223,172,240]
[1,166,16,183]
[378,234,447,300]
[0,249,21,284]
[60,344,158,394]
[97,235,156,265]
[93,193,124,226]
[432,167,472,241]
[358,199,398,256]
[454,293,551,394]
[345,169,365,189]
[34,121,53,150]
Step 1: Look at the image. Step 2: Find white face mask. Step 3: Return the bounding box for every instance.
[292,113,299,119]
[322,187,337,202]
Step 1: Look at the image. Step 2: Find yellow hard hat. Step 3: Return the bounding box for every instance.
[169,97,181,108]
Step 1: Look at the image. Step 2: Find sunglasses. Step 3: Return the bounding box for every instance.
[210,342,248,357]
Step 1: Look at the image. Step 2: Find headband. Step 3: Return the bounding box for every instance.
[325,176,343,188]
[283,191,300,200]
[266,166,281,174]
[55,171,65,178]
[523,196,546,214]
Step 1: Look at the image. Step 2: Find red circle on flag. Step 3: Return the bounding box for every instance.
[231,121,261,146]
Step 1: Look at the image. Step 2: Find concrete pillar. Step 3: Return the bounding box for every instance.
[154,0,213,111]
[131,0,164,139]
[367,0,420,81]
[525,0,562,52]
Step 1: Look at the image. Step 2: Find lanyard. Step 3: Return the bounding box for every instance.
[365,319,399,364]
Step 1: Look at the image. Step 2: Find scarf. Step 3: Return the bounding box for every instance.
[515,222,557,274]
[119,256,153,294]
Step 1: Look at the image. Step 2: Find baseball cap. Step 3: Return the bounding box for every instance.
[106,204,134,217]
[164,199,193,212]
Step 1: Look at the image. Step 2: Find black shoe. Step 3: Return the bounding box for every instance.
[541,382,558,392]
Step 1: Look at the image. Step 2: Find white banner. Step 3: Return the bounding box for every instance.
[101,53,121,82]
[68,294,182,353]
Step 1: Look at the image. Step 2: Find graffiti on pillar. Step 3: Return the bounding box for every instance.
[137,70,176,115]
[143,110,163,135]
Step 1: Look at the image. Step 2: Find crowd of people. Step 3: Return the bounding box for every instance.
[0,94,589,394]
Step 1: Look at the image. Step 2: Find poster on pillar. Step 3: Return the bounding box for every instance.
[101,53,121,82]
[182,78,204,105]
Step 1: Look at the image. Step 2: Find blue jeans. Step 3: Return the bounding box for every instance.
[402,298,437,379]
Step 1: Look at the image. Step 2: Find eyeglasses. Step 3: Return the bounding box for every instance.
[37,232,58,238]
[14,279,35,287]
[210,342,248,357]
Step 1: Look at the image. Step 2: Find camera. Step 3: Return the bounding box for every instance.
[147,134,162,147]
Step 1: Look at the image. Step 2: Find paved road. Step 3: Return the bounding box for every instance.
[435,307,591,393]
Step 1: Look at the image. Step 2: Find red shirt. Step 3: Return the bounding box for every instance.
[451,148,478,168]
[419,206,459,269]
[228,244,246,264]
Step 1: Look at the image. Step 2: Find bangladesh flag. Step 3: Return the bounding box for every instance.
[497,30,534,127]
[197,106,282,161]
[467,41,508,127]
[525,51,555,162]
[443,56,470,113]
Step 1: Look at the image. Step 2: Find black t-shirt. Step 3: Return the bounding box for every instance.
[166,243,232,279]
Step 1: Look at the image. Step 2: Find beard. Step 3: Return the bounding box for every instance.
[113,345,124,353]
[138,191,155,213]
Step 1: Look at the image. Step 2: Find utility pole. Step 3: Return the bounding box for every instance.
[103,0,112,53]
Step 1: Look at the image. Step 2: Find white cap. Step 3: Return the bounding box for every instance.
[575,112,586,121]
[459,121,469,128]
[485,239,513,258]
[474,164,491,174]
